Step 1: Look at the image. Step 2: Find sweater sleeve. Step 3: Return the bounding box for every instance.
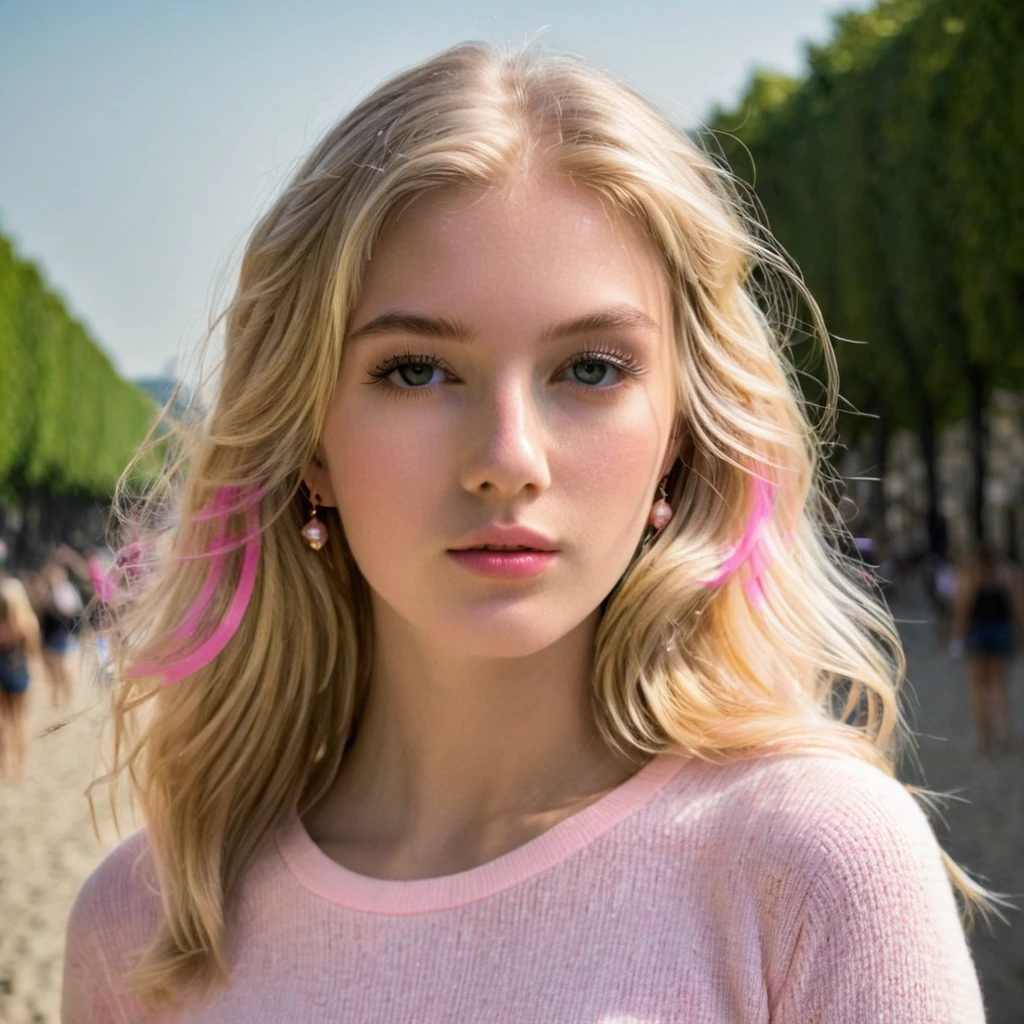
[61,864,124,1023]
[61,830,160,1024]
[770,773,987,1023]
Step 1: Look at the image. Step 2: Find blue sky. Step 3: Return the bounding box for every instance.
[0,0,872,378]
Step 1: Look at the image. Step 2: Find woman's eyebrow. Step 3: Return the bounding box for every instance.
[344,304,660,344]
[346,312,471,344]
[540,305,661,341]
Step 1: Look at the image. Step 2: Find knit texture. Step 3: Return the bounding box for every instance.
[61,751,987,1022]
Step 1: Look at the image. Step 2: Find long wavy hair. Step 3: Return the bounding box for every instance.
[94,41,1004,1013]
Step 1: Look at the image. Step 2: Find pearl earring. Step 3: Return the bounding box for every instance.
[301,491,329,550]
[648,478,673,530]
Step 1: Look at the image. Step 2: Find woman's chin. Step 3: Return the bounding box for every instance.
[427,607,592,660]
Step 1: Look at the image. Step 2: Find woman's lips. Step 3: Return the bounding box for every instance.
[446,549,558,579]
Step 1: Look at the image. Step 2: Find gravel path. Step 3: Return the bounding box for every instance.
[0,589,1021,1023]
[893,581,1024,1024]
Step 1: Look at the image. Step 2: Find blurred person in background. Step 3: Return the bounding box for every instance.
[52,541,117,683]
[28,558,83,708]
[0,546,42,670]
[0,588,35,778]
[950,542,1024,756]
[51,541,103,607]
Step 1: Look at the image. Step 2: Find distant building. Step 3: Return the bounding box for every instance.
[133,358,197,423]
[133,376,180,408]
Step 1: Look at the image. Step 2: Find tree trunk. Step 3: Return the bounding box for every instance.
[967,363,989,544]
[918,395,946,556]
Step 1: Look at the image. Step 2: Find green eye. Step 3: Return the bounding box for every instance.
[395,362,437,387]
[571,359,616,386]
[368,352,448,389]
[366,346,647,394]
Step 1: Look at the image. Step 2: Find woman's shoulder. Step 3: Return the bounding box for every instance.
[63,828,164,1021]
[738,746,924,807]
[669,747,928,816]
[66,826,163,959]
[662,749,948,890]
[707,754,986,1019]
[74,825,158,899]
[648,750,983,1017]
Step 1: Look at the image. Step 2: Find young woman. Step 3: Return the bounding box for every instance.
[950,543,1024,756]
[62,44,999,1022]
[0,588,34,778]
[34,560,83,708]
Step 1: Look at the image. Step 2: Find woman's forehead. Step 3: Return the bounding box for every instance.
[352,177,671,342]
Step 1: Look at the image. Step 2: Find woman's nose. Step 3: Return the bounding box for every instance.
[459,376,552,498]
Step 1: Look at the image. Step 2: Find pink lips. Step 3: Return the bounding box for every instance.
[447,549,558,579]
[448,521,559,578]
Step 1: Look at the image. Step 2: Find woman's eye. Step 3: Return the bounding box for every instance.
[394,361,442,388]
[366,348,645,393]
[569,358,620,387]
[367,354,449,390]
[561,349,645,389]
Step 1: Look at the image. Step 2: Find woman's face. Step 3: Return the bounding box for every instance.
[312,175,680,657]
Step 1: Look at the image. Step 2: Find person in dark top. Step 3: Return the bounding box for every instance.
[950,543,1024,756]
[27,561,83,709]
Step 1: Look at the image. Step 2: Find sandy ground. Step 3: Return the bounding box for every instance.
[0,646,138,1024]
[1,581,1022,1023]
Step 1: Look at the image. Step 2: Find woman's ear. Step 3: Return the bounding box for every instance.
[301,451,338,508]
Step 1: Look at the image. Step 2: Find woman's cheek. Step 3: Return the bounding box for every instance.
[329,417,448,544]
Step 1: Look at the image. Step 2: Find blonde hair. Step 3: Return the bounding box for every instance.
[95,41,1005,1012]
[0,575,41,662]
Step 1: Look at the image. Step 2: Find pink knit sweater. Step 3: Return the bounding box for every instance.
[61,751,987,1022]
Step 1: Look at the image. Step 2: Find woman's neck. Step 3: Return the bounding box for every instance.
[300,607,644,879]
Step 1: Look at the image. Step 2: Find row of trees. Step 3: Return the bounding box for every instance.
[705,0,1023,554]
[0,230,157,555]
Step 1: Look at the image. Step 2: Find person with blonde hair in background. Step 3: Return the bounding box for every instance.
[62,43,998,1022]
[0,572,40,778]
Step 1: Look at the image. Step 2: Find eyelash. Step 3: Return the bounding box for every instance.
[364,345,647,398]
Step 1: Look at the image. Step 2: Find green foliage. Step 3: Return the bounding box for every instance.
[0,231,157,501]
[0,237,28,490]
[706,0,1023,440]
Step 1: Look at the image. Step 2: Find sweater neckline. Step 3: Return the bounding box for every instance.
[275,750,689,915]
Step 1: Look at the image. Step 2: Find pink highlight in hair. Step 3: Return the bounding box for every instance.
[190,484,265,522]
[88,555,118,605]
[126,484,265,686]
[741,526,773,608]
[85,539,148,610]
[699,472,777,603]
[172,486,262,640]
